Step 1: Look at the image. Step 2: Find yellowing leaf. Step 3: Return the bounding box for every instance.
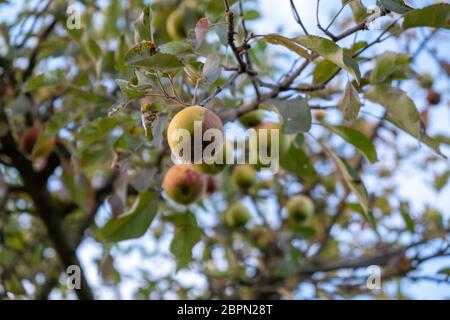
[320,142,369,214]
[339,82,361,121]
[296,35,361,83]
[366,85,445,157]
[263,34,310,60]
[370,52,412,84]
[365,85,420,137]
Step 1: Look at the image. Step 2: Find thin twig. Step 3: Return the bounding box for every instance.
[325,4,346,31]
[289,0,309,35]
[202,72,240,106]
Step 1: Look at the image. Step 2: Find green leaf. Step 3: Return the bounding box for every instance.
[400,203,415,233]
[438,268,450,276]
[100,191,158,242]
[115,35,128,73]
[402,4,450,30]
[86,36,102,61]
[386,115,445,158]
[280,144,316,179]
[370,52,412,84]
[134,5,154,42]
[206,0,237,20]
[115,79,146,100]
[365,85,420,137]
[313,59,339,84]
[203,53,221,83]
[262,34,310,60]
[434,170,450,191]
[158,41,193,55]
[77,114,134,148]
[274,247,301,276]
[141,103,159,142]
[104,0,122,35]
[378,0,413,14]
[134,70,156,88]
[325,125,378,163]
[320,143,369,214]
[269,97,312,134]
[296,35,361,83]
[339,82,361,121]
[343,0,368,23]
[365,85,445,157]
[32,110,78,157]
[62,173,91,213]
[169,211,202,271]
[24,69,66,92]
[126,52,183,72]
[244,10,261,20]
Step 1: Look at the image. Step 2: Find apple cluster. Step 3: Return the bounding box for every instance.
[161,105,315,228]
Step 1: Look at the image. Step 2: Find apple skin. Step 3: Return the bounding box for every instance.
[167,105,224,163]
[195,140,233,175]
[162,164,206,205]
[224,202,251,228]
[286,195,314,223]
[232,164,257,191]
[239,110,265,128]
[252,122,291,168]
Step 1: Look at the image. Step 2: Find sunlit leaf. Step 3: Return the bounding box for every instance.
[263,34,310,60]
[339,82,361,121]
[296,35,361,83]
[365,85,445,157]
[325,125,378,163]
[402,4,450,29]
[365,85,420,137]
[313,59,339,84]
[370,52,412,84]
